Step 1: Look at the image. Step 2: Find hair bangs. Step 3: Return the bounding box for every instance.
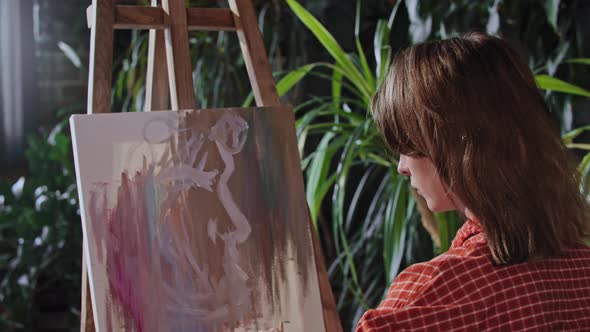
[371,52,429,158]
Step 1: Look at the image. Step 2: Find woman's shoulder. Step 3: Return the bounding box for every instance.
[386,233,590,308]
[417,238,590,304]
[392,231,490,284]
[380,238,489,308]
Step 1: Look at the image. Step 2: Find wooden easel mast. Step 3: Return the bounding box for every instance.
[84,1,342,331]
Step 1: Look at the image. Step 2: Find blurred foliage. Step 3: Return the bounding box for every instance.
[113,0,309,112]
[0,108,82,331]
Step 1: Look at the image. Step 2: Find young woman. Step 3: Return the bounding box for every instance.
[356,32,590,331]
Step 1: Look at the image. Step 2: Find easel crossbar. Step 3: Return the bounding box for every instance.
[86,5,236,31]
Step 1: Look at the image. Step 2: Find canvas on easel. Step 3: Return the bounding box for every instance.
[71,107,326,331]
[80,0,342,331]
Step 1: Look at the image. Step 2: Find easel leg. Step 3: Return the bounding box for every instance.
[310,213,343,332]
[83,0,114,330]
[80,248,95,332]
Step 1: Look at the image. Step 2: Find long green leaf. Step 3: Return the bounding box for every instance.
[374,20,392,86]
[383,174,407,284]
[242,63,326,107]
[436,211,462,253]
[566,143,590,150]
[562,125,590,144]
[345,165,376,230]
[578,152,590,197]
[277,63,318,96]
[536,75,590,98]
[286,0,372,99]
[306,132,336,222]
[544,0,560,33]
[567,58,590,66]
[332,127,366,306]
[355,0,375,91]
[332,66,343,111]
[373,0,401,86]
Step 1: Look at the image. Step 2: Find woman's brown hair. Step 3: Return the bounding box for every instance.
[372,31,590,265]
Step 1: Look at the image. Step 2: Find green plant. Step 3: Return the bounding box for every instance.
[113,0,308,112]
[283,0,430,327]
[111,29,254,112]
[282,0,590,329]
[0,108,83,331]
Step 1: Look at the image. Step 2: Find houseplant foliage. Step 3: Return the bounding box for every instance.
[282,0,590,329]
[0,109,82,331]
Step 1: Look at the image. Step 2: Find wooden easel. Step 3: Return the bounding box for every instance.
[83,1,342,331]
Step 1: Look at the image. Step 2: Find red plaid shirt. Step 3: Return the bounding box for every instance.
[356,219,590,331]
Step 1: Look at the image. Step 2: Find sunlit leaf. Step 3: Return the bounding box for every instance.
[536,75,590,98]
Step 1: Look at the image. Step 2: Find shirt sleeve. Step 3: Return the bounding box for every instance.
[355,261,442,332]
[355,304,466,332]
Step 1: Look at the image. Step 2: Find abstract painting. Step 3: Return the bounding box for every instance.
[70,107,326,332]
